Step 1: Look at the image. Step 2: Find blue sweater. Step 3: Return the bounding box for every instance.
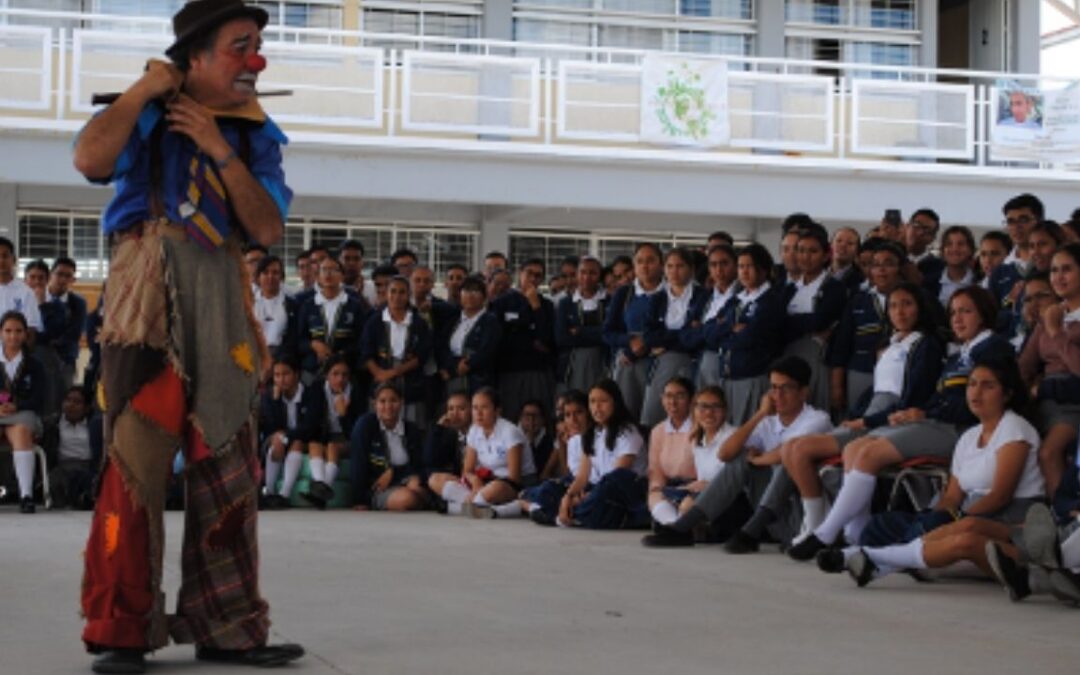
[489,290,555,373]
[923,333,1016,428]
[359,309,433,403]
[850,332,945,427]
[435,308,502,394]
[643,285,710,354]
[603,284,658,361]
[781,274,847,343]
[295,293,370,375]
[40,292,87,366]
[827,290,889,373]
[708,285,784,380]
[349,411,424,506]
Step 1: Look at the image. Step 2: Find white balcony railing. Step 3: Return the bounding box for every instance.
[0,8,1075,174]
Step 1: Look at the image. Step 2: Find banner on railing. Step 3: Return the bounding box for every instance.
[991,80,1080,161]
[640,55,729,148]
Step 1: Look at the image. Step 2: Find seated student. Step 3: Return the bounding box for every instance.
[518,399,554,482]
[769,282,945,551]
[296,257,368,383]
[254,255,298,361]
[640,248,708,427]
[1019,243,1080,495]
[711,244,785,425]
[781,225,847,414]
[788,286,1014,561]
[360,275,432,427]
[521,389,589,524]
[645,377,698,525]
[651,385,736,526]
[681,243,738,389]
[826,239,904,419]
[818,360,1045,587]
[350,383,426,512]
[555,255,609,395]
[978,231,1012,291]
[643,356,832,547]
[988,194,1043,332]
[604,243,664,421]
[538,392,571,480]
[1009,271,1057,352]
[437,275,501,396]
[301,355,364,509]
[427,387,536,518]
[0,311,45,514]
[259,357,311,510]
[46,386,102,510]
[559,379,649,529]
[923,226,978,311]
[423,391,473,495]
[987,502,1080,604]
[996,220,1065,343]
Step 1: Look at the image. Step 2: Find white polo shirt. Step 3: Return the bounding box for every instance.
[746,405,832,453]
[467,417,535,478]
[951,410,1045,508]
[0,279,42,330]
[693,423,736,482]
[588,425,646,483]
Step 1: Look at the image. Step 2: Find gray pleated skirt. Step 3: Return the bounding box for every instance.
[613,356,652,422]
[564,346,610,395]
[1036,398,1080,434]
[695,351,723,389]
[641,351,693,427]
[846,369,874,417]
[866,418,961,459]
[498,370,555,422]
[0,410,42,438]
[831,392,900,447]
[783,335,829,413]
[724,375,769,426]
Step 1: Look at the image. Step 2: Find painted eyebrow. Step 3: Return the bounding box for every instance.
[231,33,262,49]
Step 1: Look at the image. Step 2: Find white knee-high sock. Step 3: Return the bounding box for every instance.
[472,493,491,507]
[492,502,523,518]
[814,470,876,544]
[865,539,926,571]
[843,509,873,546]
[651,501,679,525]
[1061,525,1080,571]
[13,449,34,499]
[325,462,339,486]
[280,451,303,496]
[264,458,282,491]
[309,457,326,483]
[802,497,826,532]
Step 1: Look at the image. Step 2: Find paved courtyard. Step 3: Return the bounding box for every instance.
[3,507,1078,675]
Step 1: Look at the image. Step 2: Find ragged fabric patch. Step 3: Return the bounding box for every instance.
[229,343,255,375]
[99,222,170,350]
[103,512,120,558]
[130,366,186,438]
[109,412,180,512]
[100,344,169,433]
[205,496,250,552]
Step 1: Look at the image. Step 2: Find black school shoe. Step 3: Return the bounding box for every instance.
[300,481,333,510]
[530,509,556,526]
[985,541,1031,602]
[816,548,846,574]
[91,649,146,674]
[641,523,695,547]
[787,533,828,561]
[722,530,760,554]
[19,496,35,514]
[846,549,878,588]
[196,643,305,667]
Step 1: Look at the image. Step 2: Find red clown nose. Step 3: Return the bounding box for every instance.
[245,54,267,73]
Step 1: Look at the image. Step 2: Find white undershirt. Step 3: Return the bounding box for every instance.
[787,270,827,314]
[693,423,735,483]
[381,418,409,467]
[938,268,975,309]
[283,383,304,431]
[703,284,736,323]
[383,308,412,360]
[255,290,288,347]
[449,309,484,357]
[315,290,346,337]
[573,288,607,312]
[0,349,22,382]
[873,331,922,396]
[664,284,695,330]
[951,410,1045,508]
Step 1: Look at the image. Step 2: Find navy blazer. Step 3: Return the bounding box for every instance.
[258,384,316,445]
[0,352,46,415]
[708,285,784,380]
[923,333,1015,428]
[850,332,945,427]
[301,378,366,443]
[602,284,656,361]
[359,308,433,402]
[423,423,466,479]
[834,265,865,298]
[988,261,1025,334]
[679,285,739,353]
[555,294,609,350]
[435,309,502,394]
[40,292,87,365]
[915,254,946,287]
[490,289,555,373]
[827,290,889,374]
[349,411,424,506]
[643,285,710,353]
[781,274,847,343]
[296,292,369,375]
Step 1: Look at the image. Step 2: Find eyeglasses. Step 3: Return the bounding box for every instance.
[769,383,800,394]
[1003,216,1035,227]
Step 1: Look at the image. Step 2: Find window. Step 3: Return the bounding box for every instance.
[17,210,109,280]
[785,1,915,30]
[509,233,591,281]
[362,0,483,50]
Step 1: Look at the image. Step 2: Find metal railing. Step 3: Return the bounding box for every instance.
[0,8,1074,174]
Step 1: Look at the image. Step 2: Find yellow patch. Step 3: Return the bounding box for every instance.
[103,512,120,558]
[96,381,107,412]
[230,343,255,374]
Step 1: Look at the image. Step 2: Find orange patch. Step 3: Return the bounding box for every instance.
[103,512,120,558]
[130,368,186,437]
[95,381,107,412]
[230,343,255,375]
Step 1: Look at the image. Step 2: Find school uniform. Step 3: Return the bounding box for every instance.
[303,379,364,445]
[522,433,584,520]
[360,307,432,427]
[436,308,501,396]
[1019,309,1080,434]
[467,417,537,490]
[572,425,650,529]
[987,260,1026,335]
[640,284,710,427]
[913,252,945,287]
[296,290,369,380]
[923,267,977,312]
[826,288,890,415]
[831,265,864,298]
[526,427,555,480]
[604,280,661,421]
[490,289,556,421]
[254,290,298,360]
[555,289,610,394]
[422,423,467,479]
[349,412,425,508]
[681,283,738,389]
[258,383,313,449]
[782,271,847,413]
[0,348,46,437]
[659,422,733,508]
[709,283,784,425]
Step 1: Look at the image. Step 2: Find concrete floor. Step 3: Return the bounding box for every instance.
[2,507,1078,675]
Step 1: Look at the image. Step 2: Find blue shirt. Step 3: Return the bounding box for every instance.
[88,102,292,234]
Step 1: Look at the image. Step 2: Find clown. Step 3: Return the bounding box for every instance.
[72,1,303,672]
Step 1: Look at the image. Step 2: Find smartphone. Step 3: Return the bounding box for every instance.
[883,209,902,227]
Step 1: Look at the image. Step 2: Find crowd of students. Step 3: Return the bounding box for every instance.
[3,192,1080,607]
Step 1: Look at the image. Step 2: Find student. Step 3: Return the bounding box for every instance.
[39,257,86,399]
[781,225,847,413]
[301,356,364,509]
[978,231,1013,291]
[640,248,708,427]
[711,243,784,425]
[296,257,368,383]
[521,389,589,524]
[987,502,1080,603]
[258,357,311,510]
[773,282,945,551]
[555,255,609,395]
[645,377,697,525]
[826,239,904,419]
[604,243,663,420]
[560,379,649,529]
[254,255,298,360]
[491,259,556,421]
[789,286,1014,561]
[0,311,46,513]
[47,386,102,510]
[0,238,42,332]
[820,360,1045,588]
[682,244,738,389]
[1019,243,1080,494]
[422,391,472,485]
[997,221,1065,342]
[988,194,1043,332]
[428,387,536,518]
[436,275,501,395]
[650,385,736,526]
[643,357,832,548]
[830,227,864,296]
[518,400,554,482]
[360,276,432,427]
[444,263,468,308]
[924,225,977,311]
[350,383,426,511]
